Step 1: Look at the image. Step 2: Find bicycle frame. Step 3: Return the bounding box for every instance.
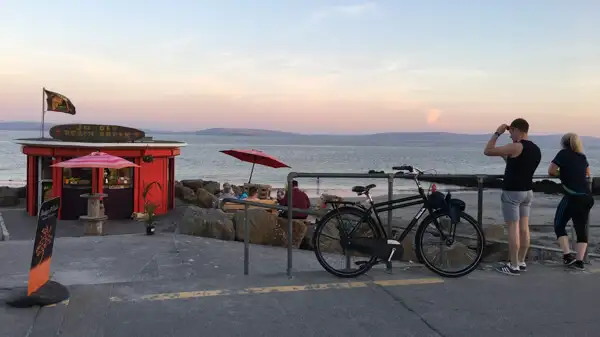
[334,182,446,244]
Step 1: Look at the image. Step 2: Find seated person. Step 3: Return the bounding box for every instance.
[246,186,260,200]
[217,182,236,199]
[277,180,311,219]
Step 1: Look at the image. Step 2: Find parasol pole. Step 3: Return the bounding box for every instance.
[248,162,255,183]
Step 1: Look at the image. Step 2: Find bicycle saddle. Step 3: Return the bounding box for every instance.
[351,184,376,194]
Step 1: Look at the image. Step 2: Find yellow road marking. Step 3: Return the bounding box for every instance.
[588,268,600,274]
[110,277,443,303]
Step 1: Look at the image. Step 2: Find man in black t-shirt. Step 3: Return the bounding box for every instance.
[548,132,594,271]
[484,118,541,275]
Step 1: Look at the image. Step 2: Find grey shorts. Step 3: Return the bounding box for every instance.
[501,190,534,223]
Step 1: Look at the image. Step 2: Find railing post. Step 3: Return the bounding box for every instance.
[386,174,394,271]
[244,203,249,275]
[584,175,593,263]
[477,176,484,228]
[287,175,294,277]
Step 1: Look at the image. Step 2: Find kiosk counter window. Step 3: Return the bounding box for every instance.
[61,166,93,220]
[102,159,135,219]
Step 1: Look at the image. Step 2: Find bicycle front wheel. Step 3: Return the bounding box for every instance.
[313,206,383,278]
[415,211,485,278]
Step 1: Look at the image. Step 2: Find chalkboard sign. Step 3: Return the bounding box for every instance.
[49,124,146,143]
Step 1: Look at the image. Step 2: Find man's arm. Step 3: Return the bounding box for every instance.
[586,166,591,177]
[484,139,521,158]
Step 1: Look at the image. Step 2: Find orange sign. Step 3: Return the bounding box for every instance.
[28,197,60,295]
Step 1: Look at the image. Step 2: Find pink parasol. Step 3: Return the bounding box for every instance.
[220,149,290,183]
[51,151,139,169]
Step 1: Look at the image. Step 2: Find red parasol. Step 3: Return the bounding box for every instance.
[220,149,290,183]
[51,151,139,169]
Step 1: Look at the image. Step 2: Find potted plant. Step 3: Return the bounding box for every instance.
[142,181,162,235]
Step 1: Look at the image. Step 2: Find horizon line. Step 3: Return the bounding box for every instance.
[0,120,591,138]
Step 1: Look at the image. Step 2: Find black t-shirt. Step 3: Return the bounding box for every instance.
[503,140,542,191]
[551,149,590,194]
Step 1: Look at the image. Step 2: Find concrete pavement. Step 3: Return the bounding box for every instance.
[2,233,600,336]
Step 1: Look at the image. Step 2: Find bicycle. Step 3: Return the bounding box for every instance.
[312,165,485,278]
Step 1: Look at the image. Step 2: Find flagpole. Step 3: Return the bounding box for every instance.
[41,87,46,138]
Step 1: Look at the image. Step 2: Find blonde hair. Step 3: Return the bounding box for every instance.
[561,132,584,153]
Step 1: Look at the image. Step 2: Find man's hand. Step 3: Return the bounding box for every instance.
[496,124,508,135]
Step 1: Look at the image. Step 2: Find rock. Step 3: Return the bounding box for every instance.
[483,224,505,241]
[420,241,473,267]
[300,222,315,250]
[201,181,220,196]
[400,233,417,262]
[180,179,221,195]
[232,209,307,248]
[195,188,217,208]
[178,186,197,204]
[16,186,26,199]
[398,175,576,195]
[276,217,308,249]
[180,179,205,191]
[0,187,20,207]
[177,206,235,240]
[174,181,184,199]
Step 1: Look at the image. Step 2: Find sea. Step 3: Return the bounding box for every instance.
[1,130,599,198]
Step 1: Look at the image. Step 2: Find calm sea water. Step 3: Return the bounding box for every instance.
[1,130,599,197]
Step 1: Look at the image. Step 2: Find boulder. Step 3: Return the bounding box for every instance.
[181,179,205,191]
[276,217,308,249]
[180,179,221,195]
[201,181,220,196]
[0,187,20,207]
[177,206,235,240]
[401,175,572,195]
[483,224,505,242]
[195,188,217,208]
[178,186,197,204]
[232,209,307,248]
[174,181,184,198]
[16,186,26,199]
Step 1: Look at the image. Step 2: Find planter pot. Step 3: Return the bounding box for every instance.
[146,224,156,235]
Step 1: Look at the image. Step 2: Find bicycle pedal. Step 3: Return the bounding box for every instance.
[354,261,370,266]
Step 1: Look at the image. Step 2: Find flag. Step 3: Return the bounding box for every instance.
[44,89,76,115]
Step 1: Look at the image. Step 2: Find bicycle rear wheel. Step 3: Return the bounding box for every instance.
[415,211,485,278]
[313,207,383,278]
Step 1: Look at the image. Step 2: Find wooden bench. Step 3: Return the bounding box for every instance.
[221,199,279,215]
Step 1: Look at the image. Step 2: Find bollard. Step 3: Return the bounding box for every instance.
[244,204,249,275]
[477,176,484,228]
[287,175,294,277]
[386,174,394,271]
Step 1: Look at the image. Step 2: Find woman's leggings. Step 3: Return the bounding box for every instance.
[554,194,595,243]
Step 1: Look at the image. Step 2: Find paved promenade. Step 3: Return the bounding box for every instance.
[1,233,600,337]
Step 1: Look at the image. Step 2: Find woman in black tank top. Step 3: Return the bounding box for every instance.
[548,132,594,271]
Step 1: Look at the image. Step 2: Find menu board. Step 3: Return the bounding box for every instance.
[49,124,146,143]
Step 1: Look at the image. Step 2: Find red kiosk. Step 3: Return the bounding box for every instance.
[15,124,187,220]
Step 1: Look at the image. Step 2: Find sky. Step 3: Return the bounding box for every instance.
[1,0,599,135]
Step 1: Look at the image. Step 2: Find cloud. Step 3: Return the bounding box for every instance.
[309,2,379,22]
[426,109,441,124]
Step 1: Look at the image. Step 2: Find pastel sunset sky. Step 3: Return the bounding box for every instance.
[1,0,599,134]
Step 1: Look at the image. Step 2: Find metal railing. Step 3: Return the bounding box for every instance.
[220,172,595,277]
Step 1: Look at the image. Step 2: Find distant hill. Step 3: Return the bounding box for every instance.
[195,128,299,137]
